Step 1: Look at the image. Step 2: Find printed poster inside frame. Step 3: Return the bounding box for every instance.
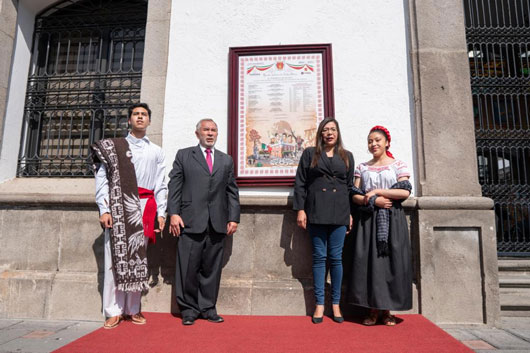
[228,44,334,186]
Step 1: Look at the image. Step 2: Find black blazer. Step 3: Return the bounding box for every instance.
[167,145,240,234]
[293,147,355,226]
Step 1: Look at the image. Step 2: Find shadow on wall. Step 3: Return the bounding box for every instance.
[92,208,348,317]
[149,221,179,315]
[147,219,177,286]
[93,221,180,315]
[283,209,366,317]
[92,230,105,313]
[222,232,233,269]
[342,227,369,318]
[280,209,314,315]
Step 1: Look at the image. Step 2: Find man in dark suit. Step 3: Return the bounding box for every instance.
[168,118,240,325]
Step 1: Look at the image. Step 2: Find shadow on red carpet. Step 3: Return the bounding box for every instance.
[55,313,471,353]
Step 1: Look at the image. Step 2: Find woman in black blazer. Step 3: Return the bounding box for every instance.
[294,117,355,324]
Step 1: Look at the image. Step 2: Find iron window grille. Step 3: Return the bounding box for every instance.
[17,0,147,177]
[464,0,530,255]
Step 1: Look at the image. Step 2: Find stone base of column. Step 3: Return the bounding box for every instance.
[412,196,500,326]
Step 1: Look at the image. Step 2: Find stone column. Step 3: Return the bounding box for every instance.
[0,0,17,149]
[140,0,171,145]
[408,0,500,325]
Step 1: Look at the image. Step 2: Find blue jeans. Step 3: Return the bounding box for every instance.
[308,224,347,305]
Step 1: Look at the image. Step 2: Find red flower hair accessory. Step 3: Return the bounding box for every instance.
[370,125,394,159]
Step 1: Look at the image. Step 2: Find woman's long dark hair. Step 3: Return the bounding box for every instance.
[310,117,350,168]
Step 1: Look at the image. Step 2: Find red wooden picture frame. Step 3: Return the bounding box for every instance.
[228,44,335,186]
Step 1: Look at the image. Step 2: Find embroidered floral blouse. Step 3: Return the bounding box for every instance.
[354,159,410,192]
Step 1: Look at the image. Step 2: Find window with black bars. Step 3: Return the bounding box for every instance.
[464,0,530,255]
[17,0,147,177]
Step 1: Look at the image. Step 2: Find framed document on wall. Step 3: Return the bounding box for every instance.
[228,44,334,186]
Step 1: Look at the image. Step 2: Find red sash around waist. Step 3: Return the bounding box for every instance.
[138,187,157,243]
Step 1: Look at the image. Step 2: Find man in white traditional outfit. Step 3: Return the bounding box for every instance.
[93,103,167,329]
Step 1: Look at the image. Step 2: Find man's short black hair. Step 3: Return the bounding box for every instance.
[128,102,152,121]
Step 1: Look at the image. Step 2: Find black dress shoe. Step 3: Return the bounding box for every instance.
[332,315,344,323]
[311,316,323,324]
[182,317,195,326]
[207,314,224,323]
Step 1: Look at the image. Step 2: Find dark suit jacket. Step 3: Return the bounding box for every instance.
[293,147,355,226]
[167,145,240,234]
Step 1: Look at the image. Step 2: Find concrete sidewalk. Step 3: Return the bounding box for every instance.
[0,316,529,352]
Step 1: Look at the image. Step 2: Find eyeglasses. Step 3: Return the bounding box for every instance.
[322,128,337,133]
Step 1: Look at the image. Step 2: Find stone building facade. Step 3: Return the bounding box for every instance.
[0,0,500,325]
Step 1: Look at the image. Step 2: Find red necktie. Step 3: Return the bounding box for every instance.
[206,148,213,173]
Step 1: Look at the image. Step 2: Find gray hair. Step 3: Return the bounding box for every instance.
[196,118,218,131]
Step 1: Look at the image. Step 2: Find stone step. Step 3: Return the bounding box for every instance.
[501,310,530,317]
[498,259,530,316]
[500,271,530,278]
[500,288,530,315]
[500,287,530,295]
[499,275,530,288]
[499,258,530,315]
[498,259,530,272]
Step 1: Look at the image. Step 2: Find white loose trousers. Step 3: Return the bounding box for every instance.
[103,198,148,318]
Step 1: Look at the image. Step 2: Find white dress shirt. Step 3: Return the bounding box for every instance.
[95,133,168,217]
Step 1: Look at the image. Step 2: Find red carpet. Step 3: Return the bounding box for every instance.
[55,313,471,353]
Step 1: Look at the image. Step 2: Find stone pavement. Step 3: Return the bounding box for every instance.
[0,319,100,353]
[0,316,529,352]
[441,317,530,352]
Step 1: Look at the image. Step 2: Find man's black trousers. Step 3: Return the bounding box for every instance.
[175,225,225,319]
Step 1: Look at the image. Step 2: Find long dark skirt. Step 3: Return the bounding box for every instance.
[344,204,412,311]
